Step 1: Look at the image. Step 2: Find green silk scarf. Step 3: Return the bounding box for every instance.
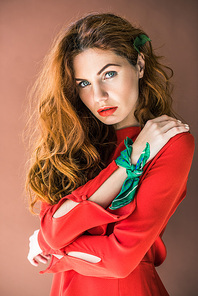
[109,137,150,210]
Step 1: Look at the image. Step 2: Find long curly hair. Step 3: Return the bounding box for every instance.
[26,13,175,213]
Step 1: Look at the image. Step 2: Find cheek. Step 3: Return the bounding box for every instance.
[80,94,93,111]
[121,84,139,104]
[117,74,139,97]
[79,92,88,105]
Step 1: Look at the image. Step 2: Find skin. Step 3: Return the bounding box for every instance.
[74,48,144,129]
[28,48,190,266]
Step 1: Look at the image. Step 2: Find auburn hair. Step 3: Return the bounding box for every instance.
[26,13,175,213]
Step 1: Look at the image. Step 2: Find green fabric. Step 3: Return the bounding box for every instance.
[133,34,151,54]
[109,137,150,210]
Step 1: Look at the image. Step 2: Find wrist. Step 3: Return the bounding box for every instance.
[130,143,140,165]
[130,142,148,165]
[110,140,150,210]
[116,165,128,179]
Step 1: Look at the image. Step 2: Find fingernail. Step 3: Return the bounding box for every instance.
[185,124,189,129]
[177,120,182,123]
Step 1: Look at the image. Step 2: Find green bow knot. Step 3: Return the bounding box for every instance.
[133,34,151,54]
[126,168,143,179]
[109,137,150,210]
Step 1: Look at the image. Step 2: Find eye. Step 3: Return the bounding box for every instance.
[78,80,90,88]
[105,71,117,79]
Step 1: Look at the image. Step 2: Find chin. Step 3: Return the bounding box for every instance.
[97,117,121,126]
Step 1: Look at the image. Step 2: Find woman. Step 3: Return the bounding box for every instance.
[27,13,194,295]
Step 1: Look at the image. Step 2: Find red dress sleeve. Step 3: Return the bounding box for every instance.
[40,133,194,278]
[38,160,125,253]
[38,128,141,254]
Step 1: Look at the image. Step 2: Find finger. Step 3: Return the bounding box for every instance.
[150,116,187,127]
[27,254,39,266]
[165,124,189,139]
[160,119,189,133]
[36,254,49,264]
[149,115,177,123]
[145,117,178,131]
[32,258,39,266]
[45,254,51,259]
[42,254,51,259]
[147,118,189,135]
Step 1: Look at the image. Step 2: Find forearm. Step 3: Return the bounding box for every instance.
[44,116,191,219]
[42,143,146,249]
[53,166,127,218]
[39,159,132,250]
[42,133,194,277]
[38,118,191,254]
[53,139,148,219]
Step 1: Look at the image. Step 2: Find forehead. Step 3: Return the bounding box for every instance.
[73,48,128,77]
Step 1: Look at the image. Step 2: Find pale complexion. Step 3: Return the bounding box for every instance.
[74,48,143,129]
[28,48,189,266]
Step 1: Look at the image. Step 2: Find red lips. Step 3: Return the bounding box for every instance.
[97,106,118,117]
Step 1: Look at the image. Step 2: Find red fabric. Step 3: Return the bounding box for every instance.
[38,127,194,296]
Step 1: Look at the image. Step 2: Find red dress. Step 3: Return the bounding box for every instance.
[38,126,194,296]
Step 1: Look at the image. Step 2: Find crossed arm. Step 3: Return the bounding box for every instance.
[27,116,192,268]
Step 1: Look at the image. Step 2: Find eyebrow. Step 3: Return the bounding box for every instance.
[75,63,121,81]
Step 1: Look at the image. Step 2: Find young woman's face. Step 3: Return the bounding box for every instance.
[73,48,144,129]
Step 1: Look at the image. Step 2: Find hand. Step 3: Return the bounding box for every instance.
[27,229,51,267]
[131,115,189,164]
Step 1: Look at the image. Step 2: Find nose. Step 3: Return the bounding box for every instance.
[92,83,108,103]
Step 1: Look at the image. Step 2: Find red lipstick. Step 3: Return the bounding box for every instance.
[97,106,118,117]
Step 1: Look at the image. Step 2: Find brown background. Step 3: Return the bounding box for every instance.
[0,0,197,295]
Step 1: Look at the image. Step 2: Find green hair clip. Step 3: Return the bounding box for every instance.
[133,34,151,54]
